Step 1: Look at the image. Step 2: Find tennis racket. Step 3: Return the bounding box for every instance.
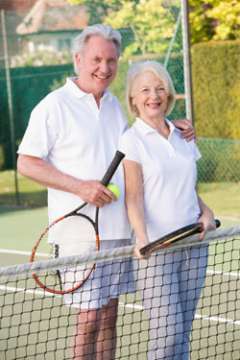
[140,219,221,257]
[30,150,125,295]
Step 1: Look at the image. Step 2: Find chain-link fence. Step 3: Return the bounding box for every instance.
[0,0,239,209]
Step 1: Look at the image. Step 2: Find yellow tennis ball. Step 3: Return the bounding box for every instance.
[107,183,120,199]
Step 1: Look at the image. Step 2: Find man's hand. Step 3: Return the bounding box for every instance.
[173,119,195,142]
[17,155,117,208]
[77,180,117,207]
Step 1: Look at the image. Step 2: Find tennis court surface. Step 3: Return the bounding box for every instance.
[0,226,240,359]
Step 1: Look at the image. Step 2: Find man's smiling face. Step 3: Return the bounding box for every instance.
[75,35,119,101]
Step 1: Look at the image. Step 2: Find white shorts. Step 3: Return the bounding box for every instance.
[59,239,135,309]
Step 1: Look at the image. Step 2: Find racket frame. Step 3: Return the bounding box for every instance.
[140,219,221,256]
[30,151,125,295]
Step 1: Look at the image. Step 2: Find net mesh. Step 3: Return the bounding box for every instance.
[0,226,240,360]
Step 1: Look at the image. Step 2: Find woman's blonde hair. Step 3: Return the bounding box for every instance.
[126,60,176,117]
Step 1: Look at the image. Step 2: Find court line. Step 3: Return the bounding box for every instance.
[207,269,240,278]
[219,215,240,222]
[0,285,239,327]
[119,302,240,326]
[0,248,48,257]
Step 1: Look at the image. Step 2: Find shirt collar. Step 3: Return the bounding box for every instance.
[166,119,180,137]
[134,117,178,136]
[64,77,113,102]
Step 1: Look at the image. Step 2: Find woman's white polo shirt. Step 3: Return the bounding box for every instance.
[119,118,201,241]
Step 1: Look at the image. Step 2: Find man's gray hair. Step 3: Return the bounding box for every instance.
[72,24,122,74]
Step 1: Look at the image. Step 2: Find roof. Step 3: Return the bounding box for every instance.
[0,0,36,13]
[16,0,88,35]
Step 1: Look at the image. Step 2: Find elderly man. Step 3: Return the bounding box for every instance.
[17,24,194,359]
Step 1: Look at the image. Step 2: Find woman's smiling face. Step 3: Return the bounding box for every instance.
[131,71,169,122]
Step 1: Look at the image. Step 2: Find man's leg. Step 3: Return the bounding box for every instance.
[74,309,99,360]
[96,298,119,360]
[74,299,119,360]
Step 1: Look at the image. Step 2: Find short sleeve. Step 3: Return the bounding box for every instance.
[18,99,58,159]
[189,140,201,161]
[118,129,140,164]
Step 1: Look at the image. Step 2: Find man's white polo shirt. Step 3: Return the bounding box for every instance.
[119,118,201,241]
[18,78,131,243]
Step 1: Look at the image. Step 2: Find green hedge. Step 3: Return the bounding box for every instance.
[0,64,73,168]
[192,40,240,140]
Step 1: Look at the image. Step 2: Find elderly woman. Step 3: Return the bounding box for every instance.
[119,61,216,360]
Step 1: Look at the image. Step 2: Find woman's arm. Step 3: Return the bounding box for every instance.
[122,159,149,258]
[197,195,216,239]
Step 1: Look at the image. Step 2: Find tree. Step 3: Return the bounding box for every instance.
[10,49,71,67]
[105,0,180,57]
[69,0,240,46]
[189,0,240,44]
[68,0,113,24]
[68,0,180,57]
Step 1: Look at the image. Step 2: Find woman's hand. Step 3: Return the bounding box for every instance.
[134,239,150,260]
[198,211,216,240]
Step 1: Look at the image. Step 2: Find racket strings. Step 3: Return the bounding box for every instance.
[31,215,98,294]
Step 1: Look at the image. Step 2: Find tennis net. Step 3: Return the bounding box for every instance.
[0,225,240,359]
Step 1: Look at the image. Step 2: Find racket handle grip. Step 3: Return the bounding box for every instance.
[101,151,125,186]
[215,219,221,228]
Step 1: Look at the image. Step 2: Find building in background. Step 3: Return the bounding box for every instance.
[16,0,88,54]
[0,0,36,65]
[0,0,88,68]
